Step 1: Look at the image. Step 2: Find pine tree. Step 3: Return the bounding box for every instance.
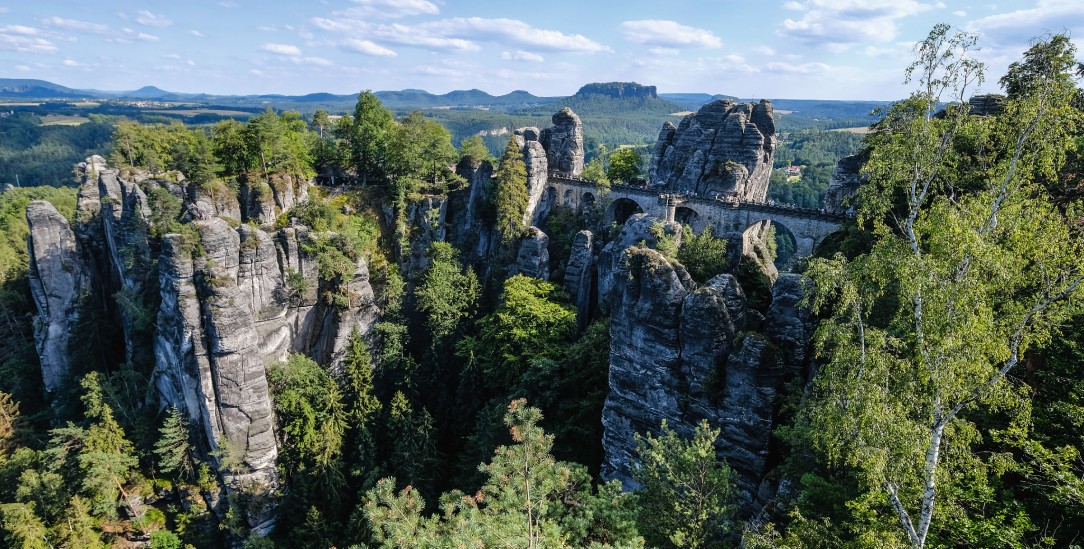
[350,91,394,185]
[492,135,529,243]
[154,406,193,480]
[342,330,381,427]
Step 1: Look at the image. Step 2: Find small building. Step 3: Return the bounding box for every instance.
[785,165,802,176]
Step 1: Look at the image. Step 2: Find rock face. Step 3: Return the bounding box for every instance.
[240,173,309,224]
[540,107,585,177]
[515,129,550,227]
[26,158,377,533]
[649,99,776,201]
[563,230,596,326]
[26,201,87,391]
[511,227,550,280]
[601,216,811,512]
[824,152,867,215]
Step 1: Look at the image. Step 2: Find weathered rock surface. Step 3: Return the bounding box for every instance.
[27,157,374,532]
[601,217,811,513]
[824,152,867,215]
[516,132,549,227]
[597,214,684,313]
[563,230,595,326]
[540,107,584,177]
[26,201,87,391]
[511,227,550,280]
[240,173,309,225]
[400,195,448,279]
[649,99,776,201]
[447,158,497,265]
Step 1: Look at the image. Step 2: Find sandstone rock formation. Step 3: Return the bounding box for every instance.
[26,157,376,532]
[563,230,596,326]
[540,108,585,176]
[601,216,811,511]
[824,152,867,215]
[649,99,776,201]
[26,201,87,391]
[511,226,550,280]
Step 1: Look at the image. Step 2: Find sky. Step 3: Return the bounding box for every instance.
[1,0,1082,100]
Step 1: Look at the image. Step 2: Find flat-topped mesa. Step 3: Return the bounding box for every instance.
[649,99,776,202]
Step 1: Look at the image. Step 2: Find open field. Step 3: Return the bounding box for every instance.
[40,114,89,126]
[144,108,254,117]
[831,126,873,134]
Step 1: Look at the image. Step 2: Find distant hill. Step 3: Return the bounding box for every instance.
[0,79,84,99]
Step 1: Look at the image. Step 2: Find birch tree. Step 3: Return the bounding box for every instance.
[805,26,1084,548]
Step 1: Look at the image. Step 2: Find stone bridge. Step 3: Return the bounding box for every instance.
[544,173,849,258]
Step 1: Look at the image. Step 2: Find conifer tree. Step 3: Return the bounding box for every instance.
[492,136,529,243]
[154,406,193,480]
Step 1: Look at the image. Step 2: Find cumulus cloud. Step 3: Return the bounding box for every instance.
[778,0,934,50]
[425,17,610,53]
[501,50,544,62]
[341,38,397,57]
[136,10,173,28]
[262,43,302,56]
[42,16,111,34]
[0,29,57,53]
[346,0,439,19]
[314,14,606,54]
[968,0,1084,47]
[620,20,722,49]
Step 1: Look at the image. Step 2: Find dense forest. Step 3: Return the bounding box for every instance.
[0,27,1080,549]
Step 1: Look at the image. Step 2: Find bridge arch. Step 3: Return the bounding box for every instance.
[607,197,646,225]
[674,205,707,233]
[742,218,800,271]
[562,188,574,207]
[581,191,596,215]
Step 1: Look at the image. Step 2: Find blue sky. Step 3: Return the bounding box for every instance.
[1,0,1082,100]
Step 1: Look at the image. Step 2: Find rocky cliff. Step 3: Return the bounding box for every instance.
[26,157,377,533]
[600,215,810,512]
[649,99,776,201]
[823,152,867,215]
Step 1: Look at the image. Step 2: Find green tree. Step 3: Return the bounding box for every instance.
[582,156,611,193]
[607,148,643,184]
[365,400,643,549]
[492,136,529,243]
[0,503,49,549]
[74,372,139,517]
[804,28,1084,548]
[634,420,736,549]
[349,91,394,185]
[416,242,480,342]
[458,135,491,166]
[678,225,729,283]
[386,111,462,199]
[267,354,347,487]
[342,329,381,427]
[154,406,194,480]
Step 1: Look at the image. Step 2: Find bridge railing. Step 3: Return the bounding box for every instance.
[547,172,852,222]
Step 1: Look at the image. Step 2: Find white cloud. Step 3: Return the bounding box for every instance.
[262,43,302,56]
[346,0,439,19]
[62,59,79,67]
[764,61,832,74]
[190,30,205,37]
[968,0,1084,48]
[372,23,480,52]
[0,25,39,36]
[501,50,544,62]
[620,20,722,49]
[137,32,159,42]
[165,53,181,59]
[15,64,30,71]
[341,38,397,57]
[778,0,934,50]
[305,56,333,66]
[953,10,967,16]
[749,45,776,56]
[42,16,111,34]
[218,1,238,7]
[425,17,610,53]
[0,31,57,53]
[649,47,680,56]
[136,10,172,28]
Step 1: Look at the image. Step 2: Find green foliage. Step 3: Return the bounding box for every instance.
[386,111,463,199]
[349,91,395,185]
[154,406,194,480]
[458,275,576,392]
[0,502,49,549]
[458,135,491,166]
[634,420,737,548]
[582,157,610,189]
[149,529,183,549]
[802,28,1084,548]
[416,242,479,342]
[492,135,529,243]
[0,112,112,187]
[607,148,643,183]
[342,330,381,427]
[649,221,680,262]
[267,354,346,485]
[678,225,729,283]
[365,400,643,548]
